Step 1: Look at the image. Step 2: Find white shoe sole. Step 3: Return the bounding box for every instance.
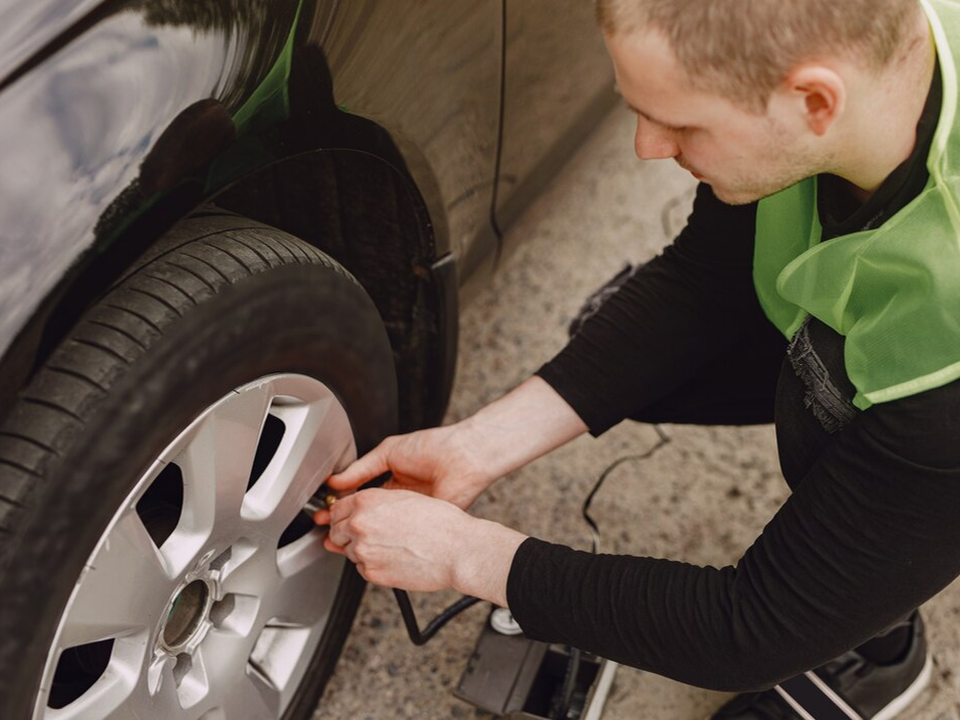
[872,652,933,720]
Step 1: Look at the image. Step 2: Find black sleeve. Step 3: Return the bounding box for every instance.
[536,183,761,435]
[506,380,960,692]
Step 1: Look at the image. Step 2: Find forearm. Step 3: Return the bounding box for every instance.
[454,376,588,481]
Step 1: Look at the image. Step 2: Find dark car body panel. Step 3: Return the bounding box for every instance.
[0,0,302,358]
[0,0,612,427]
[0,0,109,81]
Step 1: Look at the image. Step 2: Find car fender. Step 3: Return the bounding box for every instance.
[0,0,502,427]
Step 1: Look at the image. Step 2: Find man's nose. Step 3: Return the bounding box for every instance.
[634,116,679,160]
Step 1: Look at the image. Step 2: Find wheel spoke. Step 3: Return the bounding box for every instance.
[48,663,136,720]
[138,654,187,719]
[45,636,152,719]
[175,643,213,710]
[167,385,272,564]
[245,395,354,537]
[266,534,345,627]
[165,622,264,719]
[145,654,177,701]
[218,541,279,598]
[213,667,282,720]
[58,510,173,650]
[199,627,254,672]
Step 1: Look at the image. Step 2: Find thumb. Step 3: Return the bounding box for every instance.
[328,440,392,490]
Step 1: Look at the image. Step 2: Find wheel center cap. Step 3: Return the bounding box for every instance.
[160,579,213,654]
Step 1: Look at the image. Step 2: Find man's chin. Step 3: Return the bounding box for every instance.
[708,174,813,206]
[708,179,800,206]
[706,182,762,206]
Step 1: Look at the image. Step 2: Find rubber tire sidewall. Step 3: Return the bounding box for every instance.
[0,262,397,718]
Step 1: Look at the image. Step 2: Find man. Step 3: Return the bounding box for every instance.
[313,1,960,717]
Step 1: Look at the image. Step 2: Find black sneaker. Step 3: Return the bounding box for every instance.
[711,613,931,720]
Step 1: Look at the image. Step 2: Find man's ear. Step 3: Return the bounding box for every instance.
[784,65,846,136]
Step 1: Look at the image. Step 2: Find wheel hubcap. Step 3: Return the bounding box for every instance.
[34,374,357,719]
[162,579,212,651]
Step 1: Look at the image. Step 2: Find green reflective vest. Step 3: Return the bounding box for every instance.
[753,0,960,410]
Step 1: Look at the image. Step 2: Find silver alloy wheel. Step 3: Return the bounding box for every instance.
[33,374,357,719]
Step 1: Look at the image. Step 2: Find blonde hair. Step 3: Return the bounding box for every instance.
[596,0,920,112]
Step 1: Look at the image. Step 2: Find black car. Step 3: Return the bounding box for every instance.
[0,1,614,717]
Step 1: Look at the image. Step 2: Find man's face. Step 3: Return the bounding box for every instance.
[605,30,821,205]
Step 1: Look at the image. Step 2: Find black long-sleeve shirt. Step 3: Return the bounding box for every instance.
[506,67,960,693]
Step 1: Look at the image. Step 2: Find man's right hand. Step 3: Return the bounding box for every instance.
[324,376,590,510]
[326,424,494,510]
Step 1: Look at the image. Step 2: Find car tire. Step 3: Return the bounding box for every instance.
[0,216,398,719]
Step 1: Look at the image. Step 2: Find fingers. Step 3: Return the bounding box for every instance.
[315,494,358,556]
[322,512,354,558]
[311,500,348,527]
[315,489,393,563]
[323,534,347,556]
[328,440,392,491]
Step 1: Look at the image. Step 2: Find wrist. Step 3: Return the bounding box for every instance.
[453,413,508,479]
[452,517,527,607]
[458,377,588,481]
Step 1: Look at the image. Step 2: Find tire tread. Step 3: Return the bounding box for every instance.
[69,337,132,367]
[144,272,201,306]
[45,366,109,394]
[19,396,85,424]
[85,319,149,352]
[179,251,232,283]
[127,286,185,319]
[271,235,305,264]
[227,231,279,268]
[0,432,58,456]
[165,260,218,293]
[102,303,165,335]
[201,239,256,275]
[0,459,41,481]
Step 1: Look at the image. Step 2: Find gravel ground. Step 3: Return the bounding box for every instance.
[313,107,960,720]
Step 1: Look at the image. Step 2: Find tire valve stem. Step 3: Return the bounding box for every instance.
[303,491,338,517]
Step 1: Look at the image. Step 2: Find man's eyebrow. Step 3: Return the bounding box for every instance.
[613,84,685,129]
[623,100,682,129]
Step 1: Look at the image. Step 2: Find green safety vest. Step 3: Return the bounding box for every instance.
[753,0,960,410]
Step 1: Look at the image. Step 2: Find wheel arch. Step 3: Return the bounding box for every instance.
[0,141,457,435]
[212,147,458,433]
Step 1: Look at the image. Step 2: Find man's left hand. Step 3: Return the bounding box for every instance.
[313,488,528,605]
